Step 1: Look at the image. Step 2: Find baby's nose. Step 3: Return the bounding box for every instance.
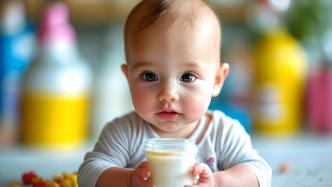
[157,82,179,102]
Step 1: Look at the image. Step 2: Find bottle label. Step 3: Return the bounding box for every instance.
[255,85,283,123]
[20,93,89,147]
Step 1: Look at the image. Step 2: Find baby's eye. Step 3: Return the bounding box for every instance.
[180,72,197,83]
[141,71,158,81]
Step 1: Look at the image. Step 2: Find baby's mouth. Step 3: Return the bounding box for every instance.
[156,111,179,120]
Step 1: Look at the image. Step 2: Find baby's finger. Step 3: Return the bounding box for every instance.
[192,163,208,175]
[138,161,149,169]
[133,161,151,181]
[184,185,198,187]
[138,162,151,179]
[142,171,151,181]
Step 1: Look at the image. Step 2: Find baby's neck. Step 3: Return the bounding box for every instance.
[152,121,200,139]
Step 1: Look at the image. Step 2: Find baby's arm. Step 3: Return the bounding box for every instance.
[95,161,154,187]
[185,163,258,187]
[95,167,132,187]
[213,164,259,187]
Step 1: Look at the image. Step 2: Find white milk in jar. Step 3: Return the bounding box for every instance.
[144,138,197,187]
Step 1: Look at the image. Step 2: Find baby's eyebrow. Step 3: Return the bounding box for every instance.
[130,60,205,71]
[184,62,201,67]
[131,61,154,70]
[182,61,205,70]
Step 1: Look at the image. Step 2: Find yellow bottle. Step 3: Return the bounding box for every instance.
[20,2,92,148]
[252,29,307,135]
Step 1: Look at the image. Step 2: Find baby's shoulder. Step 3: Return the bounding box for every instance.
[208,110,246,134]
[102,112,145,132]
[208,110,239,126]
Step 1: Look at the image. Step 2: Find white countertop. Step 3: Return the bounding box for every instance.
[253,134,332,187]
[0,144,91,186]
[1,134,332,186]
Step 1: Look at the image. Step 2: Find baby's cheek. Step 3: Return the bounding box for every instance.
[185,95,210,118]
[132,92,152,114]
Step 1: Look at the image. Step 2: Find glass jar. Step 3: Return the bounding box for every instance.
[144,138,197,187]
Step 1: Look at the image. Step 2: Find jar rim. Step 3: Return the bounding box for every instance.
[144,138,197,152]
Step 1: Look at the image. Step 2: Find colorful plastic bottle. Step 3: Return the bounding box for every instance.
[0,0,35,143]
[20,2,92,147]
[307,64,332,134]
[252,29,307,135]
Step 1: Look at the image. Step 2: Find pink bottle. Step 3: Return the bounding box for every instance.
[37,2,75,46]
[307,64,332,134]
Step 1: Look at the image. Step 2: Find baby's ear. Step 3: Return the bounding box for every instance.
[212,63,230,97]
[121,64,129,79]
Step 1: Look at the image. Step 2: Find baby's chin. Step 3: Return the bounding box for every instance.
[149,121,200,138]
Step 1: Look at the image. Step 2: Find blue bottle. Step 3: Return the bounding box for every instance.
[0,0,35,141]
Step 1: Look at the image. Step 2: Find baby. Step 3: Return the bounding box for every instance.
[78,0,272,187]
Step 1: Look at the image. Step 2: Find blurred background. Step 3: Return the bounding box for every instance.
[1,0,332,186]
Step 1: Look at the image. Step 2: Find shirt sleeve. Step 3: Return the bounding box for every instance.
[78,117,132,187]
[218,117,272,187]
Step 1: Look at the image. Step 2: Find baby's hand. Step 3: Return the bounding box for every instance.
[184,163,214,187]
[131,161,155,187]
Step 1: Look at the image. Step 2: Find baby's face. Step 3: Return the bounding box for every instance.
[123,19,227,138]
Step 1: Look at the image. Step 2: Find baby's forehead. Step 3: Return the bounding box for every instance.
[124,0,221,64]
[125,0,220,38]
